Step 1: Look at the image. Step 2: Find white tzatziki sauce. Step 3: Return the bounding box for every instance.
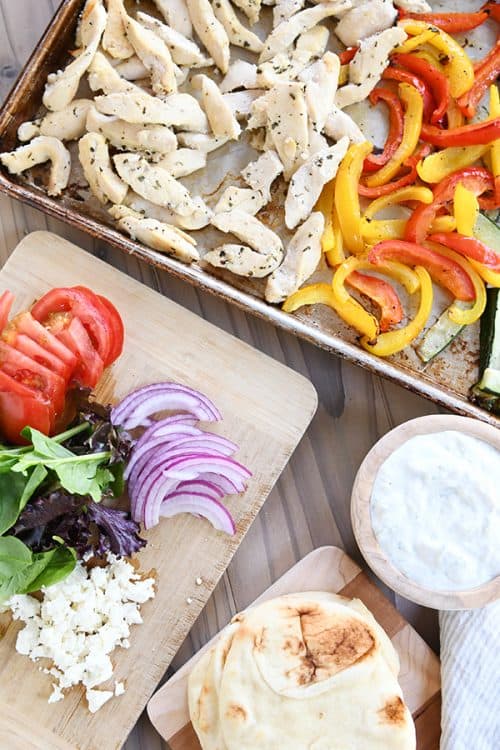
[370,431,500,591]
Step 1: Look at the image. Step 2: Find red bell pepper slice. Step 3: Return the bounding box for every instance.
[359,144,431,198]
[429,232,500,270]
[483,2,500,22]
[457,40,500,119]
[363,88,404,173]
[420,117,500,147]
[391,53,450,125]
[397,9,489,33]
[0,290,14,331]
[405,167,495,243]
[368,240,476,301]
[347,271,403,332]
[382,66,435,122]
[339,46,358,64]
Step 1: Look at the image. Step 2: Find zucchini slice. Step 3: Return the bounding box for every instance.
[471,287,500,414]
[473,212,500,252]
[416,302,470,364]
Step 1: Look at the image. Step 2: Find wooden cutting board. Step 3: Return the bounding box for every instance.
[148,546,441,750]
[0,231,317,750]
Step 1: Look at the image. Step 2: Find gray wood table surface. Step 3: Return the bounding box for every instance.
[0,2,443,747]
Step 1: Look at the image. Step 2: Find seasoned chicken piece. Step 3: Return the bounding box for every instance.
[126,193,213,229]
[394,0,431,11]
[111,205,199,263]
[36,99,92,141]
[95,91,208,131]
[300,51,340,132]
[0,136,70,196]
[213,0,264,54]
[113,153,196,215]
[284,137,349,228]
[265,212,324,302]
[186,0,230,73]
[177,132,230,153]
[43,0,107,111]
[241,150,283,202]
[192,75,241,139]
[88,51,141,94]
[256,25,329,87]
[259,1,351,63]
[247,91,272,129]
[86,107,177,153]
[335,0,397,47]
[223,91,264,120]
[17,121,41,142]
[102,0,134,59]
[273,0,304,27]
[336,26,407,108]
[152,0,193,39]
[231,0,262,26]
[323,107,365,142]
[123,13,177,95]
[308,127,328,155]
[136,12,209,68]
[214,186,265,215]
[212,210,283,256]
[156,148,206,178]
[204,244,281,277]
[79,132,128,204]
[114,56,149,80]
[266,81,309,180]
[220,60,258,93]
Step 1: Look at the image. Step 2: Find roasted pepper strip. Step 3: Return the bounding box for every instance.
[431,215,457,233]
[283,283,339,313]
[468,259,500,287]
[335,141,373,255]
[405,167,495,243]
[326,204,346,267]
[381,66,434,122]
[453,184,479,237]
[347,271,403,332]
[391,53,450,124]
[359,144,431,198]
[363,88,404,173]
[429,232,500,269]
[417,144,489,184]
[420,118,500,148]
[398,20,475,98]
[395,28,438,54]
[331,257,380,339]
[489,84,500,204]
[369,239,476,301]
[362,218,407,242]
[317,181,345,267]
[364,186,434,220]
[457,40,500,119]
[425,241,486,325]
[364,84,423,188]
[339,46,358,64]
[397,9,489,33]
[446,97,465,129]
[361,267,433,357]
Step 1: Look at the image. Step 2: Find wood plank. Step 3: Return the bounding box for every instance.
[0,231,317,750]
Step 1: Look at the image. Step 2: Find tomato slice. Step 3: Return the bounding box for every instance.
[11,312,77,370]
[57,317,104,389]
[31,287,113,366]
[0,341,66,414]
[0,391,53,444]
[73,286,124,365]
[0,291,14,331]
[8,333,72,382]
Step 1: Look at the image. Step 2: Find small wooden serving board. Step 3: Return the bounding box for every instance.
[0,232,317,750]
[148,546,441,750]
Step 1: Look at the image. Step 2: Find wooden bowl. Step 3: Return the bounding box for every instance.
[351,415,500,610]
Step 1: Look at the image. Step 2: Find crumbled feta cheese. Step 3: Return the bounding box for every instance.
[6,554,155,712]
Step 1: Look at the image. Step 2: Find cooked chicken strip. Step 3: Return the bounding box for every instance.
[394,0,431,12]
[220,60,258,93]
[335,27,407,108]
[38,99,92,141]
[152,0,193,39]
[265,212,324,302]
[259,1,351,62]
[284,137,349,228]
[212,210,283,255]
[86,107,177,153]
[192,74,241,139]
[241,150,283,202]
[308,126,328,155]
[88,51,141,94]
[214,186,265,215]
[204,244,281,277]
[43,0,107,111]
[126,193,213,229]
[247,91,272,129]
[273,0,304,27]
[213,0,264,54]
[185,0,230,73]
[223,91,264,120]
[300,51,340,133]
[256,25,329,87]
[0,136,70,196]
[112,206,199,263]
[266,81,309,179]
[323,107,365,142]
[123,13,177,95]
[231,0,262,26]
[176,132,230,153]
[114,56,149,80]
[156,148,207,178]
[79,132,128,204]
[102,0,134,59]
[17,121,41,142]
[113,153,196,215]
[335,0,397,47]
[95,91,208,131]
[136,12,209,67]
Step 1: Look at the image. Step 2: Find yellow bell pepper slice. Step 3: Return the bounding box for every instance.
[363,185,434,220]
[326,204,346,266]
[315,180,335,252]
[335,141,373,255]
[425,242,486,325]
[413,47,445,72]
[362,218,407,242]
[417,144,489,184]
[361,266,433,357]
[331,256,379,339]
[338,65,349,86]
[430,215,456,233]
[341,257,420,295]
[468,259,500,288]
[395,28,437,54]
[489,85,500,197]
[398,20,474,98]
[283,283,338,313]
[364,84,423,188]
[453,183,479,238]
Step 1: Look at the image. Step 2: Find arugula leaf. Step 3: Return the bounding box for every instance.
[22,546,76,593]
[0,473,29,536]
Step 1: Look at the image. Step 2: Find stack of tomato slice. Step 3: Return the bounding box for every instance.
[0,286,124,443]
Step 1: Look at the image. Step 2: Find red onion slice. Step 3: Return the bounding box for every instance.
[124,426,206,480]
[111,382,222,428]
[134,414,199,448]
[160,492,236,535]
[175,479,226,499]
